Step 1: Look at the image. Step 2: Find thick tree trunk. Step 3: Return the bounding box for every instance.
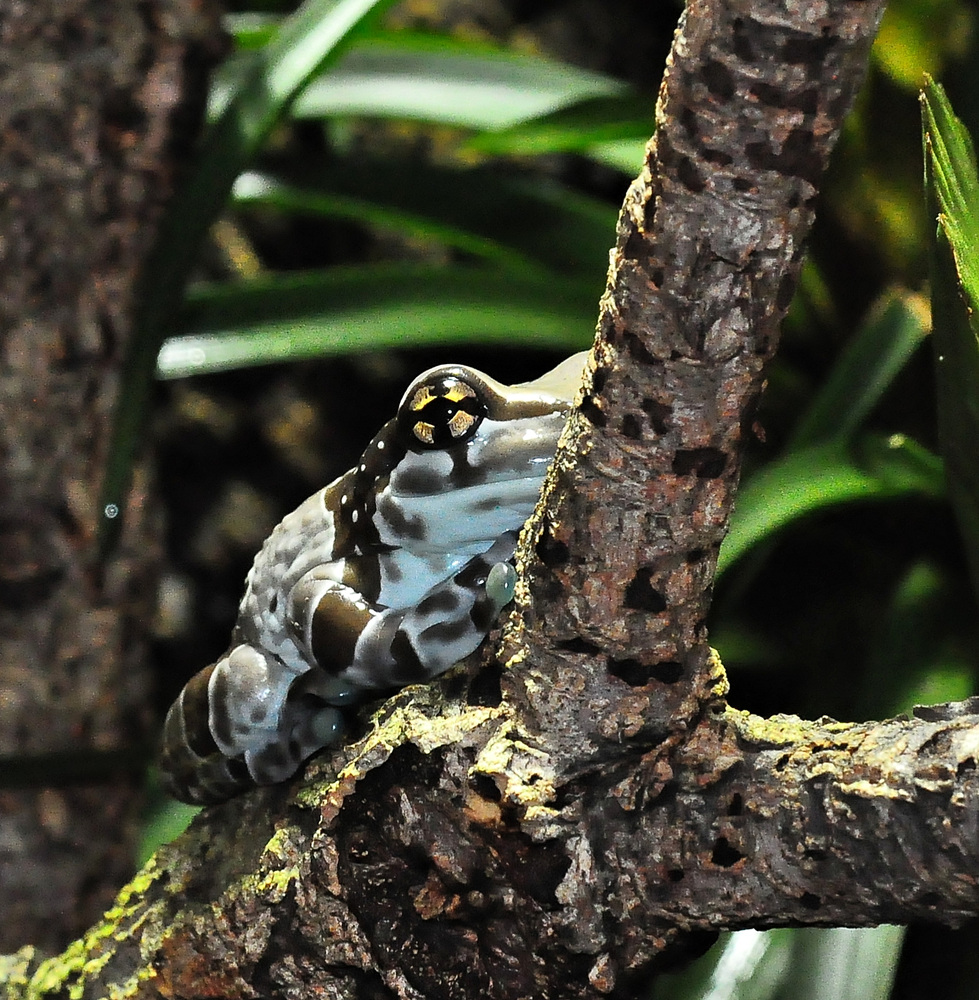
[0,0,221,952]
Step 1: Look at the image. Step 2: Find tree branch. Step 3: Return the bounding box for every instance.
[14,2,979,999]
[505,0,889,782]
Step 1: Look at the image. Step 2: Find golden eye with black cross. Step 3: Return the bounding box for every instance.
[402,371,488,449]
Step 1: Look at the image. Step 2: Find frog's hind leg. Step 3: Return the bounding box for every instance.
[160,642,310,803]
[340,530,520,690]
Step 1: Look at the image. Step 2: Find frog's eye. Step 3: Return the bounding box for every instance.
[403,373,488,449]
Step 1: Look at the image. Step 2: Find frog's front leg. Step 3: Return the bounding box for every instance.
[301,531,519,692]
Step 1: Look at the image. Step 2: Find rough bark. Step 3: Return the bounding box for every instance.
[0,0,222,952]
[9,1,978,999]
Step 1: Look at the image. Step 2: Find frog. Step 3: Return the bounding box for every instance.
[159,352,587,804]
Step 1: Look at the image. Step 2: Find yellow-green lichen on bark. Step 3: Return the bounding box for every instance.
[727,707,859,750]
[295,681,502,816]
[24,860,168,999]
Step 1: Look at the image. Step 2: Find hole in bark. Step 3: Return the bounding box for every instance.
[803,847,827,861]
[621,413,643,439]
[624,567,667,612]
[495,832,571,907]
[777,273,796,311]
[499,802,520,827]
[727,793,744,816]
[580,394,607,427]
[686,548,707,564]
[552,783,577,810]
[466,663,502,707]
[680,105,698,140]
[559,636,602,656]
[608,657,653,686]
[442,670,469,700]
[918,891,942,908]
[651,661,682,684]
[622,331,659,364]
[677,156,705,193]
[641,397,672,434]
[800,892,822,910]
[774,753,791,771]
[623,230,655,273]
[781,31,836,65]
[703,59,735,100]
[470,773,501,802]
[535,526,569,567]
[731,17,755,62]
[703,148,733,166]
[746,128,823,185]
[710,837,744,867]
[672,447,727,478]
[646,779,677,809]
[667,868,685,882]
[269,593,278,614]
[957,757,976,776]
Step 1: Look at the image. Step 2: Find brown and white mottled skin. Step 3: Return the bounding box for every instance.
[160,353,587,804]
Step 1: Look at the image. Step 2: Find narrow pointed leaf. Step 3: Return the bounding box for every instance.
[232,162,616,279]
[921,77,979,603]
[790,290,929,448]
[289,33,627,130]
[158,266,594,378]
[462,94,654,156]
[718,435,944,578]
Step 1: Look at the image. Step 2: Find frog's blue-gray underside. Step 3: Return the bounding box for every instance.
[159,352,587,804]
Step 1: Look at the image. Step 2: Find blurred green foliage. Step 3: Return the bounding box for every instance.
[129,1,979,998]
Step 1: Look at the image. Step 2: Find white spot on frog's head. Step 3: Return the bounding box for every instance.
[352,509,359,523]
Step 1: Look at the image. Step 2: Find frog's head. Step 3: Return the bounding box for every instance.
[371,352,588,554]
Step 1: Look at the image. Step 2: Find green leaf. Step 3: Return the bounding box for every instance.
[101,0,400,552]
[462,94,653,156]
[790,289,929,448]
[223,12,280,51]
[922,76,979,604]
[775,927,905,1000]
[922,77,979,306]
[233,172,553,278]
[651,927,904,1000]
[137,797,200,866]
[286,32,627,130]
[218,25,648,166]
[231,164,616,279]
[158,265,595,378]
[717,435,944,578]
[586,138,648,174]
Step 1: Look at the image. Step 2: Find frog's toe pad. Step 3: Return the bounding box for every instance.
[486,562,517,609]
